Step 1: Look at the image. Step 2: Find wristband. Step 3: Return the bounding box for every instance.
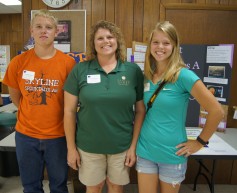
[196,136,209,146]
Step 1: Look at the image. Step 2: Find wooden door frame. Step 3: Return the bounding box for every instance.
[160,3,237,21]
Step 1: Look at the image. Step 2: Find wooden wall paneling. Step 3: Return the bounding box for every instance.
[133,0,144,42]
[69,0,83,9]
[160,3,166,21]
[204,10,236,43]
[228,49,237,127]
[0,14,22,58]
[56,3,71,11]
[214,160,233,184]
[163,11,201,43]
[31,0,40,9]
[12,31,20,46]
[22,0,32,45]
[143,0,160,43]
[38,0,48,9]
[0,15,6,42]
[229,0,237,5]
[231,160,237,184]
[2,32,11,45]
[12,14,23,56]
[0,32,5,44]
[11,14,22,31]
[11,31,20,56]
[220,0,229,4]
[105,0,115,22]
[181,0,196,3]
[161,0,181,3]
[205,0,221,4]
[185,159,233,184]
[114,0,134,48]
[161,4,237,43]
[82,0,92,52]
[196,0,206,3]
[0,15,11,32]
[91,0,106,23]
[0,16,4,33]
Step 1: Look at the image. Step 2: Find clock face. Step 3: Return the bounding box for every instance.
[42,0,71,8]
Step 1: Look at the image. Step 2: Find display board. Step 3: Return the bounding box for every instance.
[181,44,234,131]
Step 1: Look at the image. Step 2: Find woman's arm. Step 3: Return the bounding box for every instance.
[191,80,224,141]
[64,91,81,170]
[176,80,224,156]
[125,100,146,167]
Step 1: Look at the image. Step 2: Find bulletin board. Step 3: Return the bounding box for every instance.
[181,44,234,132]
[31,10,86,52]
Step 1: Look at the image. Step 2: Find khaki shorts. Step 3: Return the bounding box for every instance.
[78,148,130,186]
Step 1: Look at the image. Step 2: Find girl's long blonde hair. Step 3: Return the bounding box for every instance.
[144,21,186,82]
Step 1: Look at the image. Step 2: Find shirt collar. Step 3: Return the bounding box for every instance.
[89,59,126,72]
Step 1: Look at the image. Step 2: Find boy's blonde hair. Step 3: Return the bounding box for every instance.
[31,9,58,28]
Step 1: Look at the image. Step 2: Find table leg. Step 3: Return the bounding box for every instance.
[193,159,216,193]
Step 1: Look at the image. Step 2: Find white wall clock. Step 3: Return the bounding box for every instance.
[42,0,71,8]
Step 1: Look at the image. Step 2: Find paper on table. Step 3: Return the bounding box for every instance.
[195,133,237,155]
[0,103,18,113]
[186,128,237,155]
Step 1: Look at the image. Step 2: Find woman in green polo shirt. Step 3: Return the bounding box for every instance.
[63,20,145,193]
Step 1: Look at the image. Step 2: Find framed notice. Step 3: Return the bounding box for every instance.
[55,20,71,42]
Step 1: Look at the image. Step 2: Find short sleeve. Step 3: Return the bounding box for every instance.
[179,68,200,92]
[135,64,144,101]
[63,63,81,96]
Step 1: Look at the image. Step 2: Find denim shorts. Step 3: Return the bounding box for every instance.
[136,156,187,184]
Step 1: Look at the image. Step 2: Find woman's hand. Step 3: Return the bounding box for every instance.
[175,140,203,157]
[67,148,81,170]
[125,148,136,167]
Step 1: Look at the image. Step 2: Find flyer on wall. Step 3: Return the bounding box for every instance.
[54,20,71,52]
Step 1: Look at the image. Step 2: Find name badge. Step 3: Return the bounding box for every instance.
[22,70,35,80]
[144,82,150,92]
[87,74,101,83]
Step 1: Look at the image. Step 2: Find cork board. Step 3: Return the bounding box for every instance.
[31,10,86,52]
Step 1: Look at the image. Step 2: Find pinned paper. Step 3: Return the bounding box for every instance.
[127,48,132,62]
[234,110,237,120]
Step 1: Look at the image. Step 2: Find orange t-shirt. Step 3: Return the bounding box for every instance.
[3,49,76,139]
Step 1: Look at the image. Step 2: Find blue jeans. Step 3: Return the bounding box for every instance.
[15,131,69,193]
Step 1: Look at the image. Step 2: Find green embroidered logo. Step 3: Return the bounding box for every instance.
[117,76,130,86]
